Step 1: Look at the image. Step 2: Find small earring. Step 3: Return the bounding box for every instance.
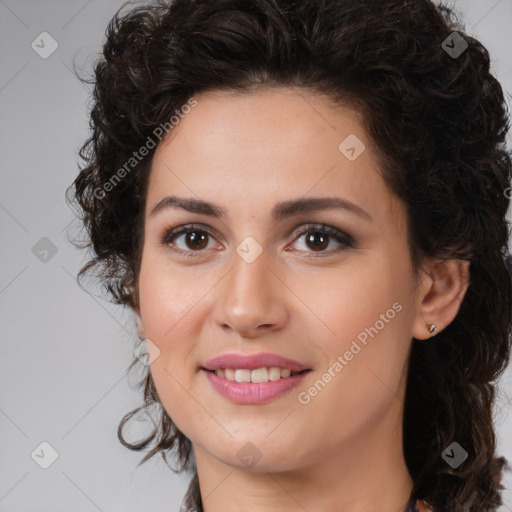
[428,323,438,335]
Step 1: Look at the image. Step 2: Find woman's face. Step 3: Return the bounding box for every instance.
[137,87,425,473]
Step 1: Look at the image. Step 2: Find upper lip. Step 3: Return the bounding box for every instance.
[202,352,311,372]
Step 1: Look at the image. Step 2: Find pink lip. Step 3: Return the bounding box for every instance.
[201,352,310,372]
[203,369,311,404]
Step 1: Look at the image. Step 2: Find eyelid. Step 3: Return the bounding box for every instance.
[160,223,221,250]
[288,223,354,246]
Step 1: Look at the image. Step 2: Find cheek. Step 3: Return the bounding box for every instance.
[290,253,410,352]
[294,300,412,449]
[291,254,414,413]
[137,249,205,340]
[137,255,213,432]
[138,273,197,372]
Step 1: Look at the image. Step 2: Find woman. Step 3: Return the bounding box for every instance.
[67,0,512,510]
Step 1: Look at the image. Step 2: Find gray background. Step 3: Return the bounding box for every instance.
[0,1,511,511]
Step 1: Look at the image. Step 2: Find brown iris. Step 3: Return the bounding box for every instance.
[305,232,329,251]
[184,230,209,250]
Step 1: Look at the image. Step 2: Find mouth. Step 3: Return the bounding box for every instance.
[201,366,313,404]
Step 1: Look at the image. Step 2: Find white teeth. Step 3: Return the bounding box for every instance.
[251,368,268,383]
[268,367,282,381]
[214,367,299,382]
[235,369,251,382]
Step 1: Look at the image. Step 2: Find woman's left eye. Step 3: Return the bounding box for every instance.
[160,223,355,258]
[288,224,355,257]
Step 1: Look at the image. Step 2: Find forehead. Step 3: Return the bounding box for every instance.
[146,87,400,225]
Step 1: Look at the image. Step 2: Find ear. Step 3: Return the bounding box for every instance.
[412,259,470,340]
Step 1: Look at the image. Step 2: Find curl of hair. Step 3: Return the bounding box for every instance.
[66,0,512,510]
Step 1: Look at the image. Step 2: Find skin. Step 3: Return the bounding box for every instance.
[135,87,469,512]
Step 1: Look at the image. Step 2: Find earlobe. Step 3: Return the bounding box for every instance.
[427,323,438,335]
[412,259,470,340]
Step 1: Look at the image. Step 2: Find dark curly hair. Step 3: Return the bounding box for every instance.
[66,0,512,510]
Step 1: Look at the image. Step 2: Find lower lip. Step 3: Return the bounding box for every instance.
[202,369,311,404]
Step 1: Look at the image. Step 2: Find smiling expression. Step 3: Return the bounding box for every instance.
[136,86,423,471]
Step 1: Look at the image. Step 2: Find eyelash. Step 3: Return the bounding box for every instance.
[160,223,355,259]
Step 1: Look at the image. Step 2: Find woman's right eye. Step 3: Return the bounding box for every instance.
[160,223,219,258]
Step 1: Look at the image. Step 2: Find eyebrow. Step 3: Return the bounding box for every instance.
[149,195,372,222]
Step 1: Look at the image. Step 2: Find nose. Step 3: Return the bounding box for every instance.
[212,246,289,339]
